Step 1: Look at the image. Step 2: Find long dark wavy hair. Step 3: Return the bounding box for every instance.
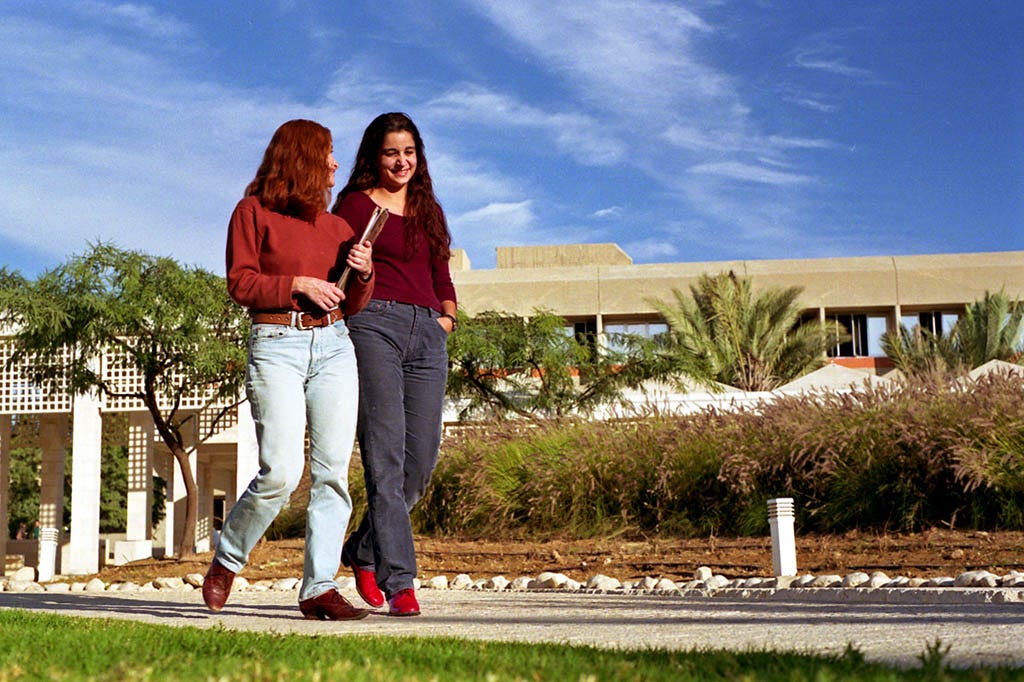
[332,112,450,262]
[246,119,332,223]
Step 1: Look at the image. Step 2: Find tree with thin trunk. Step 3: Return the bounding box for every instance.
[446,309,653,420]
[648,271,846,391]
[0,244,248,559]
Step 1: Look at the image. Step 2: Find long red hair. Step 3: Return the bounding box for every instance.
[246,119,332,223]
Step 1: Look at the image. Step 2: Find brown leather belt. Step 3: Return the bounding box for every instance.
[251,309,343,329]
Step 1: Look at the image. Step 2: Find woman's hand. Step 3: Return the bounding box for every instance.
[292,276,345,311]
[347,241,374,279]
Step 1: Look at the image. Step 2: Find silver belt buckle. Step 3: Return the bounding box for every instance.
[291,311,308,330]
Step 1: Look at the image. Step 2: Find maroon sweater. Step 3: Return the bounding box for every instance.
[225,196,374,315]
[333,191,457,312]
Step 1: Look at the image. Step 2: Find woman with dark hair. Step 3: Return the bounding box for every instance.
[332,112,457,617]
[203,119,374,621]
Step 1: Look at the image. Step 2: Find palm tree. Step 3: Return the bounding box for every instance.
[882,291,1023,375]
[879,323,960,375]
[954,290,1024,367]
[648,271,846,391]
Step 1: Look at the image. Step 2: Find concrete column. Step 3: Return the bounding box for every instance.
[68,386,103,575]
[194,461,212,554]
[0,415,10,575]
[153,451,175,558]
[114,411,154,565]
[37,414,68,581]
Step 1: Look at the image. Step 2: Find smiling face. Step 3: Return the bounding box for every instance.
[326,145,339,188]
[377,130,417,191]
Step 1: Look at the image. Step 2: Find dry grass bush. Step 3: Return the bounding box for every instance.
[417,369,1024,539]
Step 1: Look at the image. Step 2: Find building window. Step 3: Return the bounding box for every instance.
[902,311,959,336]
[602,321,669,353]
[826,314,889,358]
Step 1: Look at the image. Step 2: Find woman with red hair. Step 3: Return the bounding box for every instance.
[203,119,373,621]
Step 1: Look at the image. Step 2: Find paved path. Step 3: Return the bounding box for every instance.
[2,588,1023,669]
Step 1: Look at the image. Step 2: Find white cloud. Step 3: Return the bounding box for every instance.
[688,161,814,186]
[426,85,627,165]
[79,1,194,41]
[593,207,623,219]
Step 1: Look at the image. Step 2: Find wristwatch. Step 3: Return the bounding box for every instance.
[441,313,458,331]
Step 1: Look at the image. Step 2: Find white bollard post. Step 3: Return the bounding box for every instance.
[767,497,797,576]
[37,527,60,582]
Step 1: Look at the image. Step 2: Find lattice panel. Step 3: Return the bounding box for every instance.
[0,338,72,415]
[101,344,228,413]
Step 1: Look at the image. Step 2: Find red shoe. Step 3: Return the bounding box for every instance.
[388,588,420,617]
[342,545,384,608]
[202,559,235,611]
[299,589,369,621]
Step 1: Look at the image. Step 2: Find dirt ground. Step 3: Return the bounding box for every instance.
[93,528,1024,585]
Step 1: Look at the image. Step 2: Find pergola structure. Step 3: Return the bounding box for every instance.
[0,339,257,578]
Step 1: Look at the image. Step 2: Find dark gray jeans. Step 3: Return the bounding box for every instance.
[343,299,449,598]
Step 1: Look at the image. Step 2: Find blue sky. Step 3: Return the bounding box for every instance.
[2,1,1021,277]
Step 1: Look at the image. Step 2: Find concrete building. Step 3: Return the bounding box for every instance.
[452,245,1024,373]
[1,246,1022,576]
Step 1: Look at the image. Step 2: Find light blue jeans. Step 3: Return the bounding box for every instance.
[216,320,358,602]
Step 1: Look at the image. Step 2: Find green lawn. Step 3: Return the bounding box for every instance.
[1,610,1022,681]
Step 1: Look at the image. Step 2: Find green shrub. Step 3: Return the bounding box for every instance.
[416,369,1024,538]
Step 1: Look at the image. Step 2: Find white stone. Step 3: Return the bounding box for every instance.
[536,572,569,589]
[771,576,799,589]
[955,570,998,587]
[413,578,421,590]
[85,578,106,592]
[795,574,817,587]
[486,576,510,591]
[867,572,890,587]
[908,578,928,587]
[139,583,158,592]
[703,575,729,590]
[451,573,473,590]
[427,575,449,590]
[233,576,250,591]
[272,578,299,591]
[117,582,141,592]
[11,566,35,582]
[154,577,185,590]
[843,572,870,588]
[694,566,713,581]
[586,574,621,591]
[70,582,88,592]
[337,576,356,590]
[681,579,703,590]
[884,576,910,588]
[811,575,842,588]
[184,573,205,588]
[510,576,533,591]
[654,578,678,593]
[7,581,37,593]
[925,577,955,587]
[562,578,582,592]
[636,576,658,592]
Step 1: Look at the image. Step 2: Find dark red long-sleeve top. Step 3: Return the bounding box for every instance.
[333,191,456,312]
[225,196,374,315]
